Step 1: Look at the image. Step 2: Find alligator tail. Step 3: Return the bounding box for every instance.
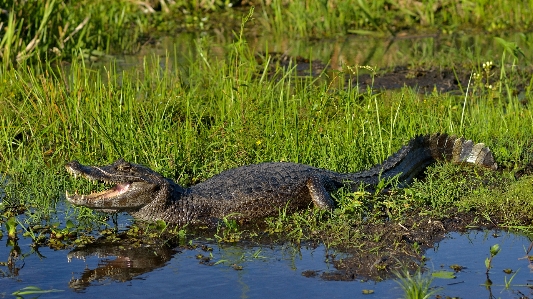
[354,133,497,184]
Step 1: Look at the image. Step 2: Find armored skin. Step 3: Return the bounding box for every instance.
[65,134,497,225]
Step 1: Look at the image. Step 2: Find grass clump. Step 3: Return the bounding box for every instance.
[404,164,500,212]
[259,0,533,37]
[457,176,533,227]
[394,268,439,299]
[0,0,149,67]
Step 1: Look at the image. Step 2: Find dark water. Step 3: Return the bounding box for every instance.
[96,31,533,97]
[114,31,533,72]
[2,224,533,298]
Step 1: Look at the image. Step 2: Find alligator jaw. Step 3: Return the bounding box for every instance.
[65,159,164,212]
[65,183,131,202]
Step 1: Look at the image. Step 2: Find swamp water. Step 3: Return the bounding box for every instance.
[2,31,533,298]
[1,215,533,299]
[116,30,533,85]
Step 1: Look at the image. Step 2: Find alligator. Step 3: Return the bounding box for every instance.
[65,133,497,225]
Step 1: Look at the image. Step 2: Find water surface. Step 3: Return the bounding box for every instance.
[2,225,532,298]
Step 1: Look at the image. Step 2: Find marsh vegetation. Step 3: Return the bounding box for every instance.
[1,0,533,297]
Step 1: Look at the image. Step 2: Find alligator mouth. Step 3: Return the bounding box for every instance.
[65,160,159,211]
[65,182,131,201]
[64,163,136,206]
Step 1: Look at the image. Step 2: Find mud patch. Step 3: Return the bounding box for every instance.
[262,53,469,93]
[316,210,496,281]
[353,66,468,94]
[262,53,531,95]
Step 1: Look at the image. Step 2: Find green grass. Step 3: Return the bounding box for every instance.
[457,176,533,226]
[1,12,533,250]
[0,0,149,67]
[394,268,439,299]
[259,0,533,37]
[2,0,532,68]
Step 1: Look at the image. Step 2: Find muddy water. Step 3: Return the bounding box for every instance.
[119,31,532,72]
[105,31,533,95]
[2,223,532,298]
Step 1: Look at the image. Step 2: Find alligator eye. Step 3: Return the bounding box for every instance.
[119,164,132,171]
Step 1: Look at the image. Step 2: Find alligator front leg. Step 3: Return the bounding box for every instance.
[306,176,335,210]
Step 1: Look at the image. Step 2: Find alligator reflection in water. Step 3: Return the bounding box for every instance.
[68,235,176,291]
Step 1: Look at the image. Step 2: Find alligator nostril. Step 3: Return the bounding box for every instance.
[65,160,82,168]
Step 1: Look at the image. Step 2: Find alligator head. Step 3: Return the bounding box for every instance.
[65,159,173,213]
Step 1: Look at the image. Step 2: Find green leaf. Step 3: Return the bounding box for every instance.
[214,259,228,265]
[490,244,500,256]
[432,270,456,279]
[12,286,64,295]
[6,216,16,227]
[66,219,75,229]
[494,37,525,59]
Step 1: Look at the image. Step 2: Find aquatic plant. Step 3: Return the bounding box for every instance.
[485,243,501,274]
[504,269,519,290]
[215,214,243,242]
[394,268,439,299]
[12,286,64,297]
[5,216,16,240]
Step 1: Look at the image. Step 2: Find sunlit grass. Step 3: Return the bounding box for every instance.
[259,0,533,37]
[0,0,148,67]
[2,0,532,68]
[0,16,532,244]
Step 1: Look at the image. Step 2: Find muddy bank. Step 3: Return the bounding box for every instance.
[262,52,530,95]
[353,66,468,94]
[316,210,497,281]
[261,52,468,93]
